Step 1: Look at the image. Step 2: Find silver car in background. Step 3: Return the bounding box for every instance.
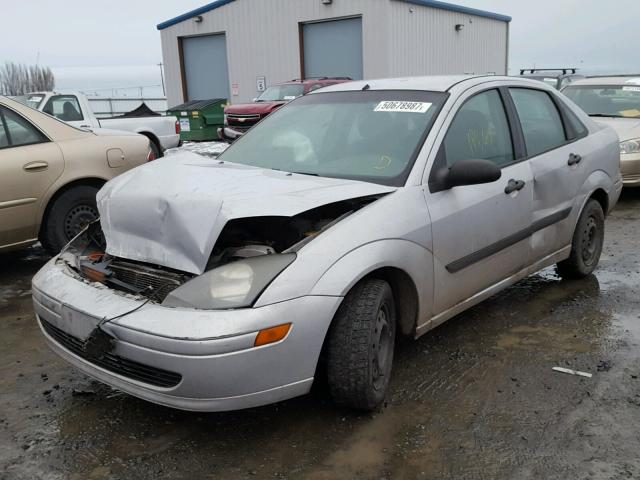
[562,76,640,186]
[32,76,621,412]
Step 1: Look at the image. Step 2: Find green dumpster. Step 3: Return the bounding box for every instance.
[168,99,226,142]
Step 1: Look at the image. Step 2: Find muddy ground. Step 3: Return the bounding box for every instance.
[1,190,640,480]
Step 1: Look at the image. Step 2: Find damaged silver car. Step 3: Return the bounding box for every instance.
[33,76,622,412]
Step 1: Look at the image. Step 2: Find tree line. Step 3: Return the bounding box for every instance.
[0,61,55,96]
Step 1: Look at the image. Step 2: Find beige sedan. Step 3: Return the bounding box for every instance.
[562,77,640,186]
[0,96,152,253]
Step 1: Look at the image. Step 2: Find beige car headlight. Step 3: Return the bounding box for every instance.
[620,138,640,155]
[162,253,295,310]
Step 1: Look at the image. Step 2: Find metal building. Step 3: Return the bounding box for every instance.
[158,0,511,107]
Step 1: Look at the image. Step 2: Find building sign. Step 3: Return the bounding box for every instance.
[232,83,239,96]
[256,76,266,92]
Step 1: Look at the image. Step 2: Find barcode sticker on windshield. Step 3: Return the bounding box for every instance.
[374,101,432,113]
[623,86,640,92]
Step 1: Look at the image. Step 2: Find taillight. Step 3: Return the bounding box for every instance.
[147,149,156,162]
[175,119,181,134]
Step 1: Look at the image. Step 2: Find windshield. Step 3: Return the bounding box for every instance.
[256,84,305,102]
[219,90,447,186]
[12,94,45,109]
[563,85,640,118]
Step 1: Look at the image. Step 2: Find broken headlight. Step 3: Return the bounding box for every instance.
[161,253,296,310]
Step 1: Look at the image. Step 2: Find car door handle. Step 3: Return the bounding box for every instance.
[23,161,49,172]
[568,153,582,166]
[504,179,525,194]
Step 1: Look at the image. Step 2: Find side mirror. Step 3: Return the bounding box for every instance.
[437,159,501,189]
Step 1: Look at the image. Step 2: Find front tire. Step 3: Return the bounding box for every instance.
[556,199,605,278]
[327,279,396,411]
[41,186,100,254]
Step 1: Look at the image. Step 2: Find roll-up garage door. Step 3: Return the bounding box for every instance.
[302,17,363,80]
[182,34,230,101]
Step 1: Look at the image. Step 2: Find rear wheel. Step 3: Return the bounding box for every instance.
[556,199,605,278]
[41,186,100,254]
[149,140,162,159]
[327,279,396,411]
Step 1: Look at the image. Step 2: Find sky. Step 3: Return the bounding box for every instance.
[1,0,639,97]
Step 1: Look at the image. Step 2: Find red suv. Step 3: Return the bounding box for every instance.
[218,77,351,141]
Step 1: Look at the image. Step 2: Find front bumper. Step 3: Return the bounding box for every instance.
[217,126,246,142]
[621,153,640,186]
[32,258,341,411]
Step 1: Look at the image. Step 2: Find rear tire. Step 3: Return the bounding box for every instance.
[41,186,100,254]
[149,140,162,159]
[556,199,605,278]
[327,279,396,411]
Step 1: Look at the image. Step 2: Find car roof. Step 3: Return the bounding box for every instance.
[568,76,640,87]
[315,75,546,94]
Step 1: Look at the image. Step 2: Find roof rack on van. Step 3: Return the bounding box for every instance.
[520,68,578,75]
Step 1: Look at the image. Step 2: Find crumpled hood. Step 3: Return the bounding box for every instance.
[97,152,395,274]
[592,117,640,142]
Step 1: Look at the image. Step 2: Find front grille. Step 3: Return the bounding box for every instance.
[41,318,182,388]
[227,114,260,129]
[108,259,188,301]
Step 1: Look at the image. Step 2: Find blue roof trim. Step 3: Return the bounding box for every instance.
[157,0,511,31]
[157,0,235,30]
[400,0,511,22]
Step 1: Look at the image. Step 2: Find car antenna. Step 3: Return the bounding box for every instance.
[362,84,370,91]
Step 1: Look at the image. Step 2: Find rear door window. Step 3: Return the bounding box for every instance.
[0,106,48,148]
[43,95,84,121]
[443,89,514,167]
[509,88,567,157]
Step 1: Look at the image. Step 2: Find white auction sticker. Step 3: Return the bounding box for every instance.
[623,86,640,92]
[374,101,432,113]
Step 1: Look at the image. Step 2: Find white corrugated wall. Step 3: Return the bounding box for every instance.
[388,0,508,77]
[159,0,508,107]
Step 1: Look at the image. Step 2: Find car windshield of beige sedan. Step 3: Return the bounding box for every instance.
[219,90,447,186]
[564,85,640,118]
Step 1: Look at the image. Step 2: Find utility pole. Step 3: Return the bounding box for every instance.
[158,62,166,97]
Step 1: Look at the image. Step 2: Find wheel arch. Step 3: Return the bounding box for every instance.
[310,239,433,338]
[588,187,609,216]
[137,131,162,155]
[359,267,419,337]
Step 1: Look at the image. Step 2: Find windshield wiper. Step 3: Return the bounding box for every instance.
[271,168,319,176]
[588,113,626,118]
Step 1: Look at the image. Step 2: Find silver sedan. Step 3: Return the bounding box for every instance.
[32,75,622,412]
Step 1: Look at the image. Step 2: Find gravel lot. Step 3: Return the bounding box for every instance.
[1,188,639,480]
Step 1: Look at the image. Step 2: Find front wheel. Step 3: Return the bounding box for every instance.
[327,279,396,411]
[40,186,100,254]
[556,199,605,278]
